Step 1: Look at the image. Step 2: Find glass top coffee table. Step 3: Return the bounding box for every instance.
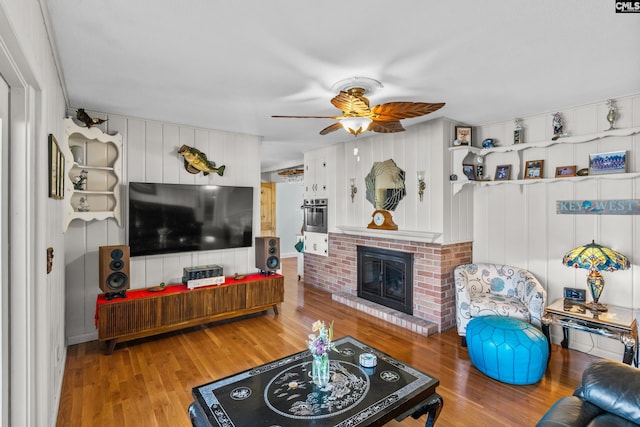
[188,335,442,426]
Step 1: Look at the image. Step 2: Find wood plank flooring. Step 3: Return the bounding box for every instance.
[56,258,598,426]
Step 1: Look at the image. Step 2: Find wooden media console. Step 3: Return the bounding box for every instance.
[96,274,284,354]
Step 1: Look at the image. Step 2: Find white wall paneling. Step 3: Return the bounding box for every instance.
[472,93,640,361]
[64,113,262,345]
[335,117,474,245]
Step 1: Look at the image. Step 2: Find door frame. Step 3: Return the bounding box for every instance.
[0,6,42,425]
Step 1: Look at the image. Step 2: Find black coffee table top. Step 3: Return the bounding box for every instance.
[189,335,440,426]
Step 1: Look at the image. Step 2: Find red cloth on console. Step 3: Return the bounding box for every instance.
[94,273,281,328]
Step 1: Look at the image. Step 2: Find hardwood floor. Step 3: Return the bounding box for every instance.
[56,258,599,426]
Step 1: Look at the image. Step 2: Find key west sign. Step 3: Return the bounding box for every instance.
[556,199,640,215]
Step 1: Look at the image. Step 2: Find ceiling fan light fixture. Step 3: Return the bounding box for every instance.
[340,117,372,135]
[273,76,444,137]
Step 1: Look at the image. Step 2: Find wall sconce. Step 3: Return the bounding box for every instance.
[417,171,426,202]
[350,178,357,203]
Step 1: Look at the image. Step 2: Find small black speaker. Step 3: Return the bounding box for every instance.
[99,245,130,294]
[255,237,280,273]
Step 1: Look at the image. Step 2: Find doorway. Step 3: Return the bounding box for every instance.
[260,182,276,236]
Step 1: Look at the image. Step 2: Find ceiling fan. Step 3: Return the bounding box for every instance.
[272,77,445,136]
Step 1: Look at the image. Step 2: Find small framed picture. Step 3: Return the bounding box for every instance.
[524,160,544,179]
[48,134,64,199]
[589,151,626,175]
[555,165,577,178]
[494,164,511,181]
[455,126,472,146]
[462,163,476,180]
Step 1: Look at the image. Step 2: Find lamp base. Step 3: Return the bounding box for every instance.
[585,301,608,312]
[586,270,607,312]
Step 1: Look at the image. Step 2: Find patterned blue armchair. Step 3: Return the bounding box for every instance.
[454,263,547,347]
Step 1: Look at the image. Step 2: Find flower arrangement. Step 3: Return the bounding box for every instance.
[73,169,88,190]
[306,320,337,356]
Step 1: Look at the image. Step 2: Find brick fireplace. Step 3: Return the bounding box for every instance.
[303,232,472,336]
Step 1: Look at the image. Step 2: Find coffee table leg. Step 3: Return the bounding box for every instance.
[410,393,443,427]
[188,402,208,427]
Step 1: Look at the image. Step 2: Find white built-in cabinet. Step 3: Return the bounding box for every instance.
[304,231,328,256]
[62,117,123,230]
[304,151,331,199]
[303,146,335,256]
[450,126,640,195]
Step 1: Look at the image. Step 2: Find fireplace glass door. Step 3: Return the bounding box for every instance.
[357,246,413,314]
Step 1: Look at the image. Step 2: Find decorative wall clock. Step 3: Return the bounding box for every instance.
[367,209,398,230]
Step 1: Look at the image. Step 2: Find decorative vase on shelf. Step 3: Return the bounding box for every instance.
[606,99,617,131]
[514,118,524,144]
[312,353,330,387]
[70,145,84,165]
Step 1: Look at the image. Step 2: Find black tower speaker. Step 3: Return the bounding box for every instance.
[99,245,130,296]
[255,237,280,274]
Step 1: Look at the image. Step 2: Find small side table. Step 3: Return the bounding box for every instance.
[541,299,638,366]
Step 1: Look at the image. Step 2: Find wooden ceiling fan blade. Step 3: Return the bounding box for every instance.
[369,120,405,133]
[330,91,371,116]
[371,102,445,120]
[272,115,340,119]
[319,122,343,135]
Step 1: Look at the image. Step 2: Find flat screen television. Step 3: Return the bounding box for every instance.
[128,182,254,257]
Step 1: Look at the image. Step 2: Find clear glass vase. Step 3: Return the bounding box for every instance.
[312,353,330,387]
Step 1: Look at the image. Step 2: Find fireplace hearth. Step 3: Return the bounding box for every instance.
[357,246,413,315]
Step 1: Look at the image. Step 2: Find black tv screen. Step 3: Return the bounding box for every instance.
[128,182,254,257]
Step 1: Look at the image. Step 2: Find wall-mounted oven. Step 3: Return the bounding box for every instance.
[303,198,328,233]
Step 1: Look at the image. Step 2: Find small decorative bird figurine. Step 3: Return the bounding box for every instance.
[76,108,107,128]
[177,144,225,176]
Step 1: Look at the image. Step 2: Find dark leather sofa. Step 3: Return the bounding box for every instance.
[537,359,640,427]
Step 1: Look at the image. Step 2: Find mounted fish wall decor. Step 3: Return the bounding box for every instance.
[177,145,225,176]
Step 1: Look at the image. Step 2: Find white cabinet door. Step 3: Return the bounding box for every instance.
[304,231,328,256]
[304,156,328,198]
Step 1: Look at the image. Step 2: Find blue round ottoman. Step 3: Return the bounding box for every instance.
[466,316,549,385]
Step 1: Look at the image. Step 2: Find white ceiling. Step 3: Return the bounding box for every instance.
[45,1,640,172]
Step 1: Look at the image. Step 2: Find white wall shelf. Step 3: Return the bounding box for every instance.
[450,126,640,194]
[450,126,640,157]
[454,171,640,192]
[62,117,123,230]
